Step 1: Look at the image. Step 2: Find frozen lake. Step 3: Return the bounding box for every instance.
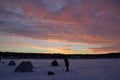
[0,59,120,80]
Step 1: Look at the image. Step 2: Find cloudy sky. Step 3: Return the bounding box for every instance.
[0,0,120,54]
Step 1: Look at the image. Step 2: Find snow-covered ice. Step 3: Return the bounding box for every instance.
[0,59,120,80]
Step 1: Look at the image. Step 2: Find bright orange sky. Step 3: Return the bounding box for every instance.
[0,0,120,54]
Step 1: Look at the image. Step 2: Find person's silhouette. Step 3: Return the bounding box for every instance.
[64,58,69,72]
[0,57,1,62]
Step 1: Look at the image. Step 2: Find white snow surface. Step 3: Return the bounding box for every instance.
[0,59,120,80]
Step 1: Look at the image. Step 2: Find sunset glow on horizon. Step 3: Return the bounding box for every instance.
[0,0,120,54]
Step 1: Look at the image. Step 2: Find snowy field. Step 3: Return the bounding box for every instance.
[0,59,120,80]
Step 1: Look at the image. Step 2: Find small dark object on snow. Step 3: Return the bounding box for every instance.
[51,60,59,66]
[8,60,16,66]
[15,61,33,72]
[48,71,55,75]
[2,61,4,64]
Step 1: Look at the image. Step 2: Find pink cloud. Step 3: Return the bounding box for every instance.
[0,0,120,54]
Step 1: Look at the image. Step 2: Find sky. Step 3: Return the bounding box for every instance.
[0,0,120,54]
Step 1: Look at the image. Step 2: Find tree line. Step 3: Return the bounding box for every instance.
[0,51,120,59]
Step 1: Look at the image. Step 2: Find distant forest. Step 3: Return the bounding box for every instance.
[0,52,120,59]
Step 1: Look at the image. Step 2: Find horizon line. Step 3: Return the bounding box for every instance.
[0,51,120,55]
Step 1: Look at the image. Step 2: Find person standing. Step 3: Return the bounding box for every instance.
[0,57,1,62]
[64,58,69,72]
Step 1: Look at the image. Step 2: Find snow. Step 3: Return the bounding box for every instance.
[0,59,120,80]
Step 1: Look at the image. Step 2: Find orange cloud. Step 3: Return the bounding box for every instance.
[0,0,120,54]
